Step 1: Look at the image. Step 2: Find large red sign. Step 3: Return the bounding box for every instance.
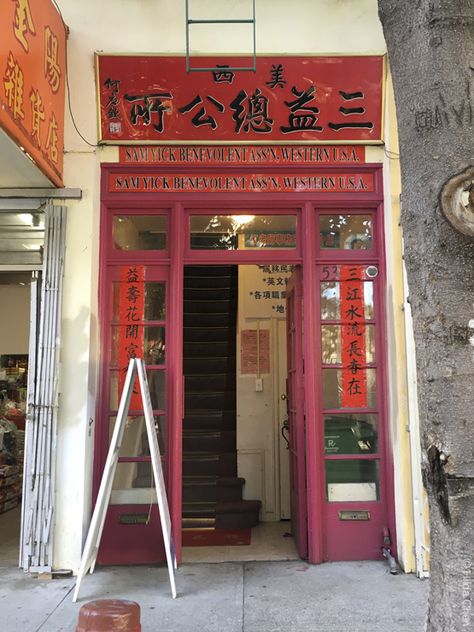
[108,171,374,194]
[97,55,384,145]
[0,0,66,186]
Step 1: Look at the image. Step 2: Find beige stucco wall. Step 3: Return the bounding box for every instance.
[0,285,30,355]
[54,0,421,573]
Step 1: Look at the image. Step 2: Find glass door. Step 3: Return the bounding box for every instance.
[316,211,389,561]
[97,264,170,564]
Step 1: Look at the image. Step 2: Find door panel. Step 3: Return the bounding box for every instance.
[318,263,387,560]
[286,268,308,559]
[98,264,169,564]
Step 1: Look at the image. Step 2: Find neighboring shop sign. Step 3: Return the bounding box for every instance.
[97,55,384,144]
[0,0,66,186]
[118,266,145,410]
[108,171,374,193]
[340,265,367,408]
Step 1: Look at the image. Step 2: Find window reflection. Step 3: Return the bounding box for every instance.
[190,214,297,250]
[325,459,380,501]
[109,414,165,457]
[319,214,372,250]
[113,216,167,250]
[324,414,378,454]
[113,282,166,321]
[109,369,166,411]
[322,368,376,409]
[321,282,374,320]
[321,325,375,364]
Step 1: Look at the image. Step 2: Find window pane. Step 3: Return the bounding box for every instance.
[320,214,372,250]
[325,460,379,501]
[113,282,166,321]
[321,282,374,320]
[113,215,167,250]
[111,326,166,365]
[109,368,166,411]
[322,368,376,409]
[321,325,375,364]
[113,462,159,491]
[324,414,378,454]
[147,370,166,410]
[109,414,165,457]
[190,214,297,250]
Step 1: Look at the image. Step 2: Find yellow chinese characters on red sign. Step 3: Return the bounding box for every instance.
[0,0,66,186]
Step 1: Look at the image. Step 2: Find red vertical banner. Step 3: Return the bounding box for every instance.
[118,266,145,410]
[340,265,367,408]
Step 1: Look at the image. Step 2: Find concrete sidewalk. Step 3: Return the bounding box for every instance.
[0,561,428,632]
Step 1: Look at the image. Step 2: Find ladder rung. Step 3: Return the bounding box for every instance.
[187,66,256,73]
[188,19,254,25]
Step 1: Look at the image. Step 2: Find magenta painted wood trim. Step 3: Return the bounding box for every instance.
[302,201,325,563]
[94,162,396,564]
[169,201,184,563]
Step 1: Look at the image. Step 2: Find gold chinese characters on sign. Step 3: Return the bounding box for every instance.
[1,0,66,186]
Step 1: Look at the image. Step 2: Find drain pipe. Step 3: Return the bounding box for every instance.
[382,527,398,575]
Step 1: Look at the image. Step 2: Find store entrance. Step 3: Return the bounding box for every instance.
[182,263,301,562]
[0,273,31,566]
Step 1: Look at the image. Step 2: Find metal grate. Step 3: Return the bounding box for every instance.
[20,205,67,572]
[185,0,256,73]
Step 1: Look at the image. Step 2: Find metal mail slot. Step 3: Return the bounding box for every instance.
[119,513,150,525]
[339,510,370,521]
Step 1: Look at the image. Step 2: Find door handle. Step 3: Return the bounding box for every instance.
[281,393,288,401]
[281,419,290,449]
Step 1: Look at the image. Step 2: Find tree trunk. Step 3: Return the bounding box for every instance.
[377,1,474,630]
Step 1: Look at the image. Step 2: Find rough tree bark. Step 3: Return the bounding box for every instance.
[377,1,474,630]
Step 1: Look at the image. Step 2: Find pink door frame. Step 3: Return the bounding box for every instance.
[286,267,308,558]
[96,162,394,565]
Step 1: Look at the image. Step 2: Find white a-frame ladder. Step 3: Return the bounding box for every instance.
[72,359,177,602]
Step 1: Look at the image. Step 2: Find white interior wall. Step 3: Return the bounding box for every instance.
[56,0,388,571]
[237,265,289,522]
[0,285,30,355]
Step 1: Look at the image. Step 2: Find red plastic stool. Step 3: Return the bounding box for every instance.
[76,599,141,632]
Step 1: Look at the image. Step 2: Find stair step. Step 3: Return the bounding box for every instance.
[183,430,236,453]
[185,276,236,289]
[184,357,236,374]
[185,266,235,277]
[184,410,236,430]
[185,391,235,410]
[183,451,237,476]
[183,502,217,518]
[185,374,235,391]
[184,326,236,343]
[216,499,261,529]
[184,287,233,300]
[182,476,245,502]
[184,312,236,327]
[184,299,237,314]
[182,517,216,528]
[183,340,235,358]
[182,500,261,530]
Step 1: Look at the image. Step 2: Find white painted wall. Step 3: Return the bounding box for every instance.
[54,0,420,573]
[236,265,290,522]
[0,285,30,354]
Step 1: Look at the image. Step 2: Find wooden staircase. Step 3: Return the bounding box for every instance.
[182,265,261,534]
